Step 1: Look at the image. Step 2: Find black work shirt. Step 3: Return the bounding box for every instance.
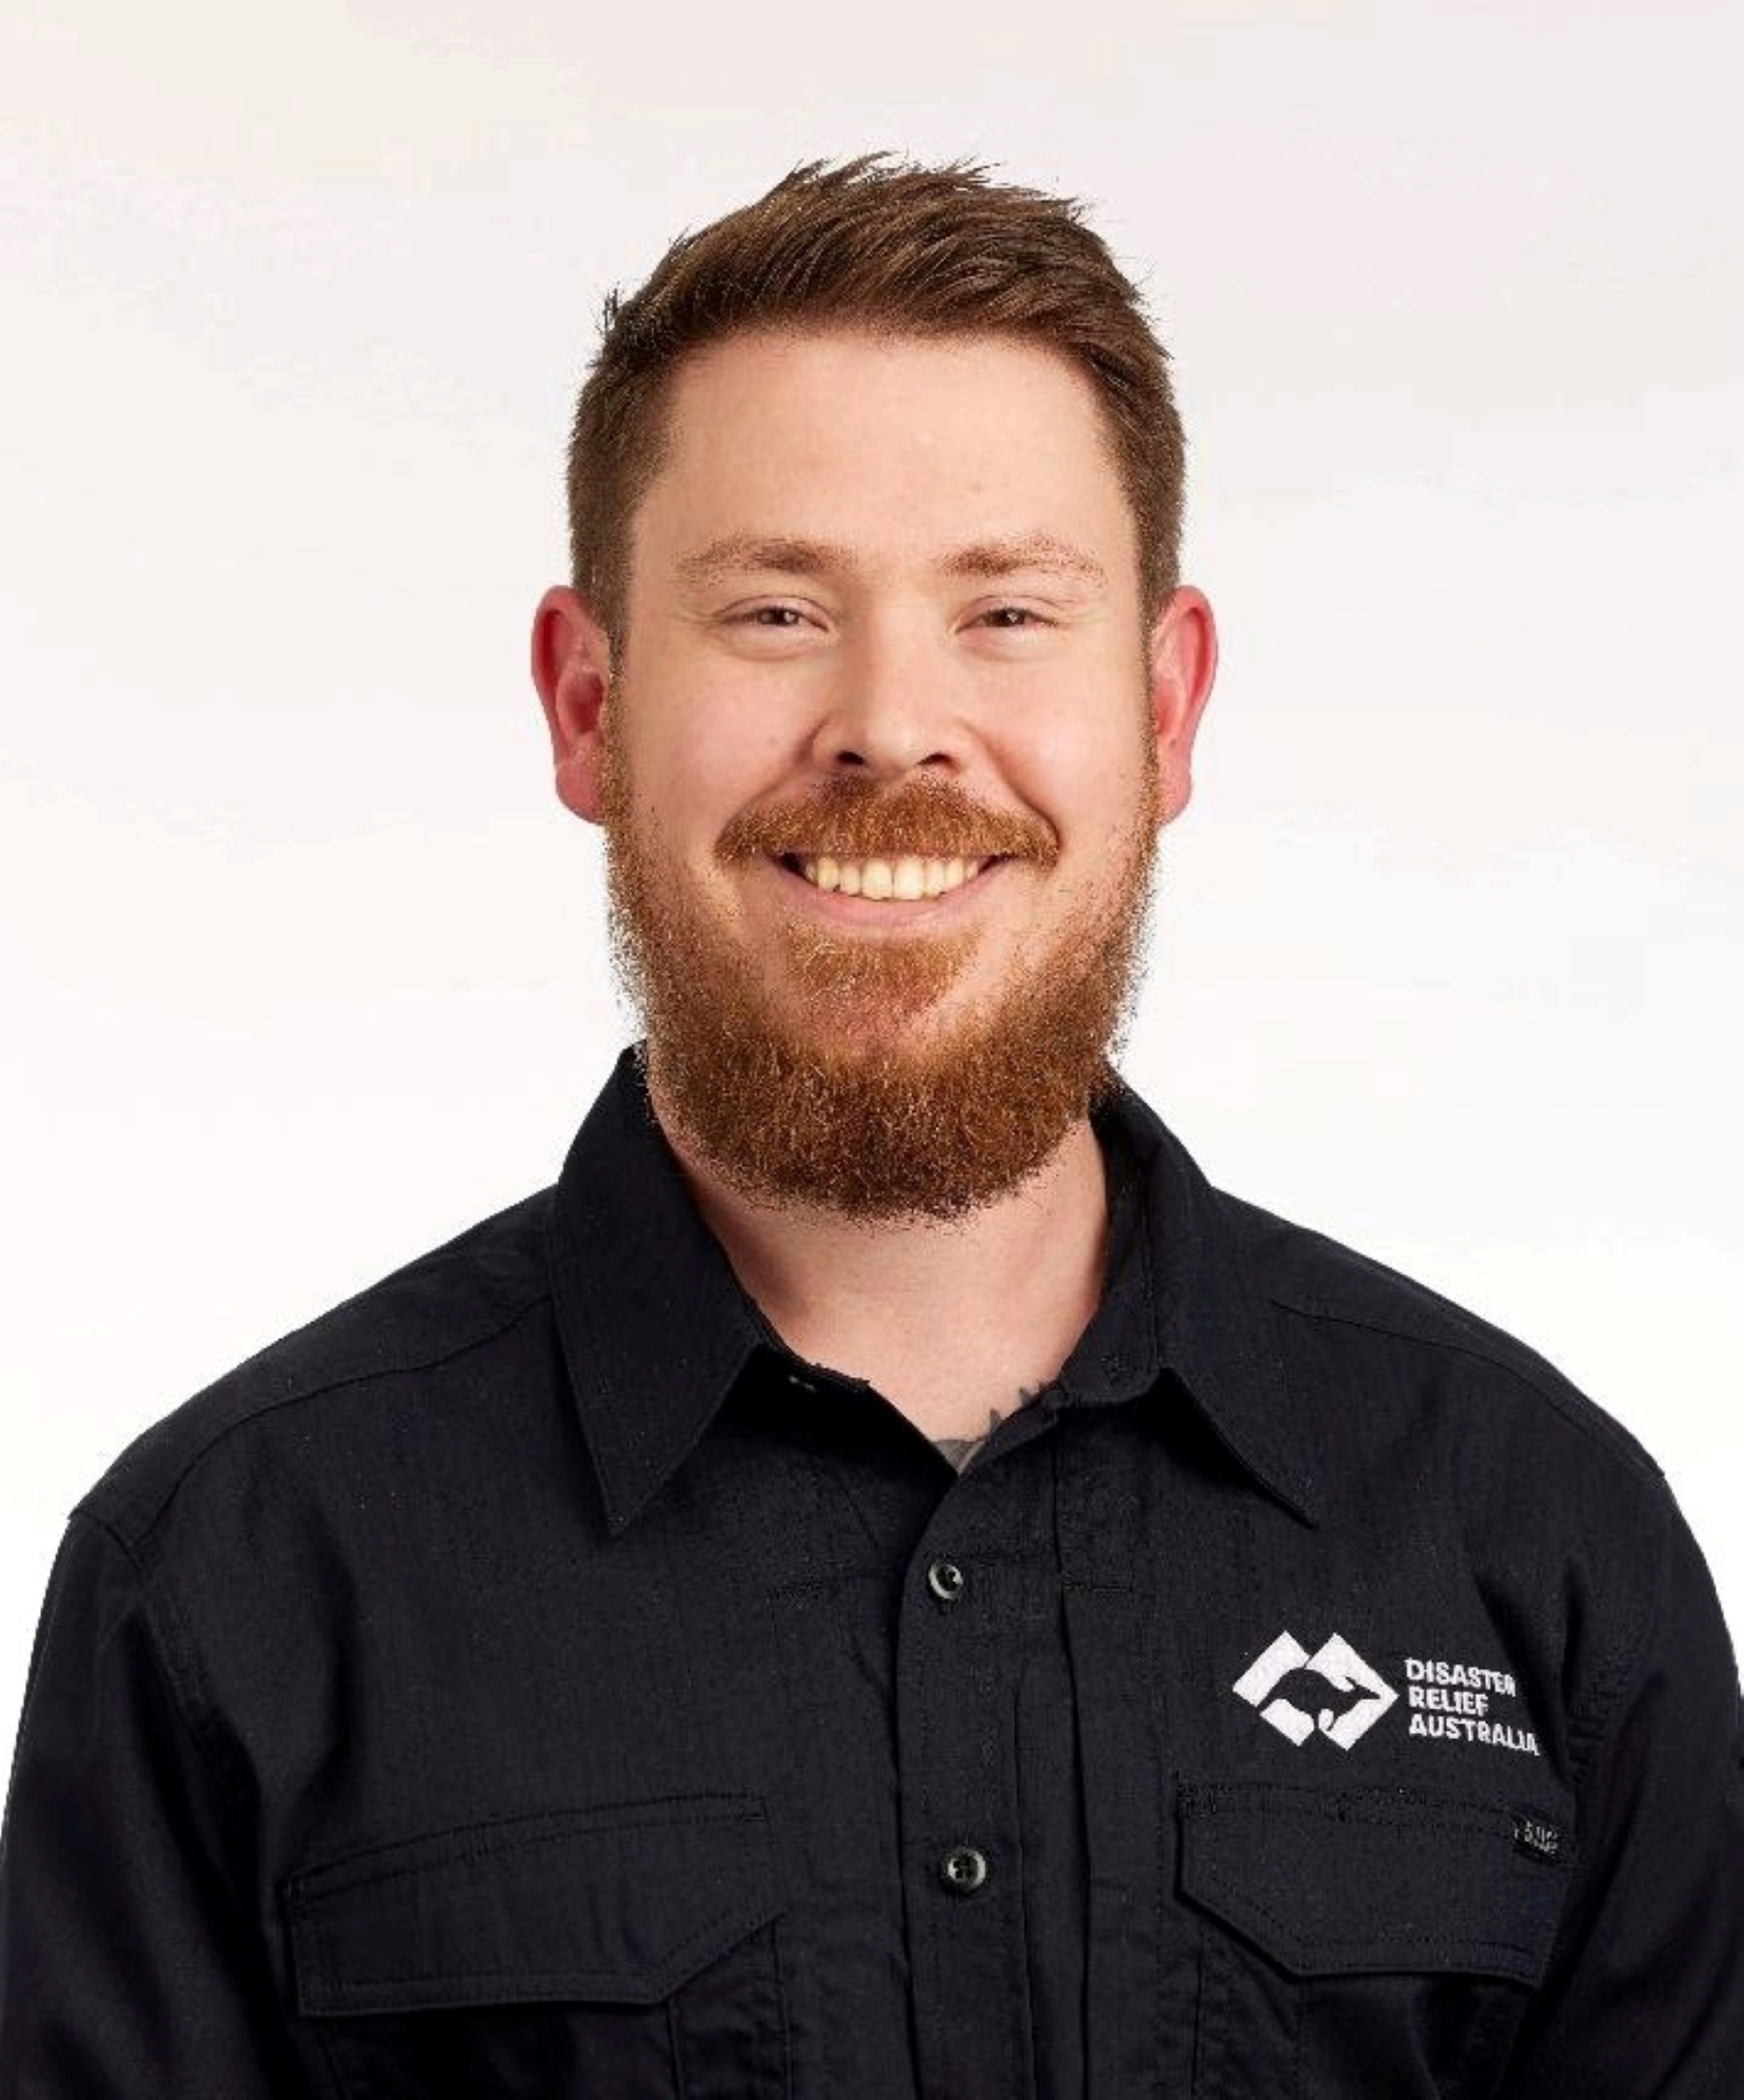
[3,1046,1741,2096]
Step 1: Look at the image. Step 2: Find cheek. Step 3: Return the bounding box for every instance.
[640,651,802,779]
[1005,714,1148,842]
[609,669,760,828]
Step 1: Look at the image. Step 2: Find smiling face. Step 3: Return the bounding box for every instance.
[534,328,1216,1219]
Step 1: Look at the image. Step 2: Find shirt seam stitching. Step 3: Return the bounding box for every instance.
[1195,1855,1547,1961]
[65,1509,260,1858]
[1264,1292,1662,1482]
[89,1288,555,1547]
[291,1801,767,1899]
[1566,1479,1676,1789]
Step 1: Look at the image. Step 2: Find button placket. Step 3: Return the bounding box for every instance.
[898,1490,1034,2097]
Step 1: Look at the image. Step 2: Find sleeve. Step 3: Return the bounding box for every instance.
[0,1515,306,2096]
[1502,1479,1744,2096]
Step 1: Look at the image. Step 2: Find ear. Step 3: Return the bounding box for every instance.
[530,585,614,824]
[1147,585,1218,825]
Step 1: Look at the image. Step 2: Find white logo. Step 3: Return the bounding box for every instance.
[1234,1632,1399,1749]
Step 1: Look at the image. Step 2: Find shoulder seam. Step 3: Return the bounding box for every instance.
[63,1510,256,1830]
[85,1287,555,1546]
[66,1503,146,1577]
[1568,1478,1678,1789]
[1264,1290,1663,1484]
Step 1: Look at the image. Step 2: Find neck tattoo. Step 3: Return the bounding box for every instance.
[933,1382,1049,1473]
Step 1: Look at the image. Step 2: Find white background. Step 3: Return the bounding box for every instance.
[3,1,1741,1769]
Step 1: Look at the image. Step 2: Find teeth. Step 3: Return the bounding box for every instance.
[794,855,986,899]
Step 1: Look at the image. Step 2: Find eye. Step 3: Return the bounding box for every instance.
[976,604,1053,631]
[712,596,837,655]
[719,601,826,643]
[715,601,821,647]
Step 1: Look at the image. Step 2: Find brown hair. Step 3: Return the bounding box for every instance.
[566,155,1186,641]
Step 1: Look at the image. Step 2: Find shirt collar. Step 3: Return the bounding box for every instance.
[547,1046,1318,1534]
[1076,1071,1319,1524]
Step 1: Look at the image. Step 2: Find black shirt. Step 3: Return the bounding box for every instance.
[3,1046,1740,2096]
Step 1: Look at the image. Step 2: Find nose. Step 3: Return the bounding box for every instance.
[806,617,964,779]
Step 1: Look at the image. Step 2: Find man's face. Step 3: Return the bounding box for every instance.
[539,328,1214,1220]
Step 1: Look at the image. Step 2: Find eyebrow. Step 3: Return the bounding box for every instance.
[676,535,850,592]
[675,531,1107,593]
[939,535,1107,588]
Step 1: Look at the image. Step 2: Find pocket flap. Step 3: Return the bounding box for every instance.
[1178,1780,1569,1987]
[286,1793,782,2016]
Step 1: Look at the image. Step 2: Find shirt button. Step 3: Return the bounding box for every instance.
[940,1844,990,1894]
[926,1558,966,1605]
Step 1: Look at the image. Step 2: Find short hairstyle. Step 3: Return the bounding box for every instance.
[566,154,1186,641]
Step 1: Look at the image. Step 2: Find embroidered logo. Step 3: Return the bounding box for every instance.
[1403,1656,1540,1756]
[1234,1631,1399,1749]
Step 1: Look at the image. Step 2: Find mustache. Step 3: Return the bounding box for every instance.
[718,776,1059,867]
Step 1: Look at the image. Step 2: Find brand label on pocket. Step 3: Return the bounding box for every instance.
[1511,1812,1563,1864]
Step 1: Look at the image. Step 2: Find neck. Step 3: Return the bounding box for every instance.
[651,1079,1112,1433]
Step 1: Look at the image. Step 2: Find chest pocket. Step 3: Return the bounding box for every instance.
[1177,1779,1571,2098]
[284,1794,787,2099]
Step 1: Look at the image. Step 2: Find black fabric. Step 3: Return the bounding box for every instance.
[2,1043,1740,2096]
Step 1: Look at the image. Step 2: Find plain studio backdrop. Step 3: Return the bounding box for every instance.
[3,1,1741,1771]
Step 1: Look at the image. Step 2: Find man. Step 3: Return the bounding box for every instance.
[1,156,1738,2095]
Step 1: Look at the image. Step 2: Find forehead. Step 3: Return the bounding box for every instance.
[630,328,1136,583]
